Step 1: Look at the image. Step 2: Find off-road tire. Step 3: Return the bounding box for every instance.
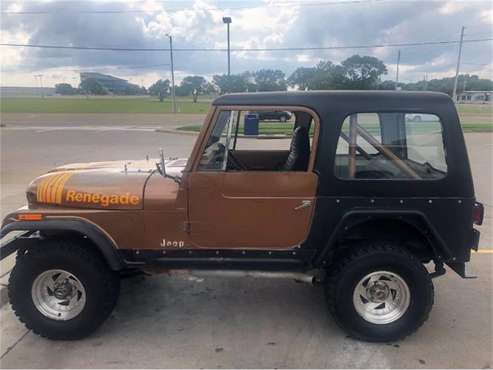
[325,243,434,342]
[8,239,120,340]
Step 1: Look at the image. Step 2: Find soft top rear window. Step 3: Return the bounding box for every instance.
[335,112,447,180]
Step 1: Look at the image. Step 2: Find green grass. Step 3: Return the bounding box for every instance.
[0,97,210,114]
[178,122,493,135]
[461,123,493,132]
[178,123,303,135]
[1,97,492,124]
[456,104,493,115]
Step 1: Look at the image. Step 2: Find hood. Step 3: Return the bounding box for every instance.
[27,158,187,210]
[52,158,188,177]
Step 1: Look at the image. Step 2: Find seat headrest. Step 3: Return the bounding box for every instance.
[283,126,310,171]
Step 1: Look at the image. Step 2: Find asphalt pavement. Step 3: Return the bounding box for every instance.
[0,117,492,368]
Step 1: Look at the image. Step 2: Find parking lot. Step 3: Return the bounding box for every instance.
[0,113,492,368]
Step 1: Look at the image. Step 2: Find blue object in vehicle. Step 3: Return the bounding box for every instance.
[244,113,259,135]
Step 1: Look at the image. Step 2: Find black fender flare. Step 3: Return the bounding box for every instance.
[314,209,452,265]
[0,218,125,270]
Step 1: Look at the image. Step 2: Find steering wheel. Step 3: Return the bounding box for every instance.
[212,143,226,166]
[228,151,248,171]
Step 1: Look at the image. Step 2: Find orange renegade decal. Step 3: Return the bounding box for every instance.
[37,173,73,204]
[65,191,139,207]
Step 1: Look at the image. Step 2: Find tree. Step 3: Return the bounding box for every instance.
[55,83,77,95]
[288,55,388,91]
[176,75,214,96]
[341,55,388,89]
[377,80,397,90]
[240,71,257,92]
[253,69,287,91]
[287,63,346,90]
[464,74,493,91]
[212,74,249,94]
[148,79,170,102]
[79,78,107,95]
[287,67,318,90]
[311,61,348,90]
[400,74,493,96]
[122,83,146,96]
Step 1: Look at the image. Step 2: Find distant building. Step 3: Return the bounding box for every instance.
[80,72,140,95]
[457,90,491,104]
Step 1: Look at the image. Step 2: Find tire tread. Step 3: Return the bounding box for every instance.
[325,242,434,342]
[8,238,120,340]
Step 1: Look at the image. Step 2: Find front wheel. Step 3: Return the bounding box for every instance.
[9,239,120,340]
[325,243,434,342]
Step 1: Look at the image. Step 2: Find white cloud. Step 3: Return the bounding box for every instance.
[1,0,492,86]
[439,1,469,15]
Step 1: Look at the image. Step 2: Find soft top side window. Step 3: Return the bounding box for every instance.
[335,112,447,180]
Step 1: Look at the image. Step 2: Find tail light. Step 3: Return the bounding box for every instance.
[472,202,484,226]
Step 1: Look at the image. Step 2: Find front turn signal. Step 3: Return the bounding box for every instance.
[17,213,43,221]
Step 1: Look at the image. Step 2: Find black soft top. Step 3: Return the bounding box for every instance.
[213,90,452,113]
[214,90,471,199]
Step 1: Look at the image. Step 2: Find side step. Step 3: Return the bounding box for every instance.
[142,267,317,284]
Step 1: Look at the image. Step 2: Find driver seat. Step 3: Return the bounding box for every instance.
[282,126,310,171]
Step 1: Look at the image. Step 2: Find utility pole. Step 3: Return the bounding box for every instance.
[166,34,176,113]
[395,49,401,90]
[452,26,465,102]
[222,17,232,76]
[34,75,38,94]
[35,74,44,98]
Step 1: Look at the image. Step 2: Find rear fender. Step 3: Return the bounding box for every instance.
[314,210,452,266]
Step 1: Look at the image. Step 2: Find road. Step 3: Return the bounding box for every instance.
[0,254,491,369]
[0,119,492,368]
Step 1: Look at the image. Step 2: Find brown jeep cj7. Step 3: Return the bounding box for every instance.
[0,91,483,342]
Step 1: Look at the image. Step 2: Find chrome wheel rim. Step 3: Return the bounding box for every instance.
[352,270,410,325]
[31,269,86,320]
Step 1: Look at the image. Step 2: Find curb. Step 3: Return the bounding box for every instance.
[154,128,199,136]
[159,127,291,140]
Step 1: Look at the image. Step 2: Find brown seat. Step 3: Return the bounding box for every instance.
[282,126,310,171]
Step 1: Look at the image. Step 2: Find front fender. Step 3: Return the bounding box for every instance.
[1,216,125,270]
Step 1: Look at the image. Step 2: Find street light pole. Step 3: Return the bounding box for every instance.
[395,49,401,89]
[227,22,230,76]
[222,17,232,76]
[167,34,177,113]
[452,26,465,103]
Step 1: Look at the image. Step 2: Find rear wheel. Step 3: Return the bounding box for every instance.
[325,243,434,342]
[9,239,120,340]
